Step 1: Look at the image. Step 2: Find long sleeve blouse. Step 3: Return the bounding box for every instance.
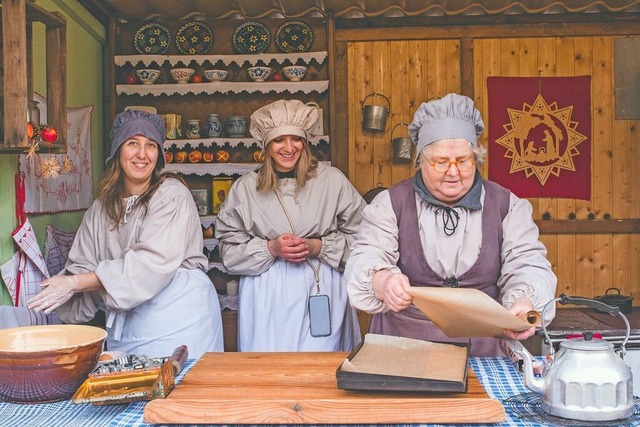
[346,187,557,322]
[56,178,207,322]
[215,163,366,275]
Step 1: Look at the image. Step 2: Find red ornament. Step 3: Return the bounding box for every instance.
[272,71,283,82]
[175,150,188,163]
[215,150,229,163]
[40,126,58,143]
[188,150,203,163]
[190,74,203,83]
[125,74,137,84]
[202,151,214,163]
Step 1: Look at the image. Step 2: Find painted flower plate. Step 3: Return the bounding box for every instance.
[274,20,313,53]
[232,21,270,54]
[175,21,214,55]
[134,23,171,55]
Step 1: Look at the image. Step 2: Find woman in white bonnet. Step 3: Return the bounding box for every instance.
[345,94,557,356]
[215,99,366,351]
[29,109,224,358]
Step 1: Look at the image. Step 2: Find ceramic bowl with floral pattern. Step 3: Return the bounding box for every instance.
[282,66,308,82]
[135,68,160,85]
[170,67,195,84]
[247,66,272,82]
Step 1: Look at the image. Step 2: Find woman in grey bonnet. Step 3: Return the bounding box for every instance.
[345,94,557,356]
[29,109,224,358]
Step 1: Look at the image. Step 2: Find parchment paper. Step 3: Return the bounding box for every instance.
[340,334,467,382]
[406,287,541,338]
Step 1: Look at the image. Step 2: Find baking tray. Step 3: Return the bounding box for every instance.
[336,335,469,393]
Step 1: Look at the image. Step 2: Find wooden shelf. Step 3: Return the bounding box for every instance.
[535,219,640,234]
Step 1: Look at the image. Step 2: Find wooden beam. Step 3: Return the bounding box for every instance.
[536,219,640,235]
[25,0,65,27]
[45,15,67,152]
[3,0,29,150]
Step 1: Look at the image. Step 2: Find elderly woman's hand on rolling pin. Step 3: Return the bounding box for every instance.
[373,269,413,312]
[28,275,79,314]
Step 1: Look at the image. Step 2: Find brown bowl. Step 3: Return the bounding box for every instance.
[0,324,107,403]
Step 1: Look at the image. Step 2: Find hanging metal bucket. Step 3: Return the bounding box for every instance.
[362,93,390,132]
[391,122,413,163]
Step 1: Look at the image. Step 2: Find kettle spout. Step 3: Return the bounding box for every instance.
[503,339,546,394]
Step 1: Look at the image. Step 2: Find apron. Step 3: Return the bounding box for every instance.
[369,178,510,357]
[106,267,223,358]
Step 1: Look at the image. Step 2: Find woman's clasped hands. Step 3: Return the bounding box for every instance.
[268,233,321,263]
[27,275,79,314]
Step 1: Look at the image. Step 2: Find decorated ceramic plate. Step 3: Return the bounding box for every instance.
[134,23,171,55]
[274,20,313,53]
[232,21,270,54]
[175,21,214,55]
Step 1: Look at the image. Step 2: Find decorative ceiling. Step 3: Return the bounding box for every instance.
[88,0,640,22]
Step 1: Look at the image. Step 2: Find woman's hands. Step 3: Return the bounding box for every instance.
[267,233,322,263]
[28,275,79,314]
[503,297,537,340]
[373,270,413,312]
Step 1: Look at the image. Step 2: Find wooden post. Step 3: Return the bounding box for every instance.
[46,17,68,152]
[2,0,29,149]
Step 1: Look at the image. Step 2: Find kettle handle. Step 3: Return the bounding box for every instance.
[541,294,630,358]
[362,92,391,109]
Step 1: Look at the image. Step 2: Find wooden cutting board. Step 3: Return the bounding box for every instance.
[144,352,505,424]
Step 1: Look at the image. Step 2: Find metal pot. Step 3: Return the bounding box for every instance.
[362,93,390,132]
[390,122,413,163]
[508,294,634,422]
[363,182,387,204]
[595,287,633,314]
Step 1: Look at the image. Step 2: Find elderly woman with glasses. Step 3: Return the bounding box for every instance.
[345,94,557,356]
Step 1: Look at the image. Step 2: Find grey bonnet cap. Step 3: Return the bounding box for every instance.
[250,99,321,150]
[408,93,484,159]
[107,109,166,167]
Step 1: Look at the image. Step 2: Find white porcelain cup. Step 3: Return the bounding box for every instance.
[226,280,239,296]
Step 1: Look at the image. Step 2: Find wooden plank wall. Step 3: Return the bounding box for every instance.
[342,34,640,302]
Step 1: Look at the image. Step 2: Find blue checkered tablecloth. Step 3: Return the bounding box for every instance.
[0,357,550,427]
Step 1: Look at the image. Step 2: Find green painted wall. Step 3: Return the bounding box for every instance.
[0,0,106,305]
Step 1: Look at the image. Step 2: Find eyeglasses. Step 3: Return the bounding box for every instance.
[426,157,476,173]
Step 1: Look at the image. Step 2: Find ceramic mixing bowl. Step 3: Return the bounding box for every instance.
[247,66,272,82]
[0,324,107,403]
[135,68,160,85]
[282,65,308,82]
[170,67,195,84]
[204,69,228,82]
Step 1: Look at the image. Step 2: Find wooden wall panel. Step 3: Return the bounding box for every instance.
[346,33,639,301]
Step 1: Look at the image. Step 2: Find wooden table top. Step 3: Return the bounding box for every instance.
[143,352,505,425]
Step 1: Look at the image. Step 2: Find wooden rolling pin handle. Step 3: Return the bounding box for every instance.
[170,345,189,376]
[517,310,541,326]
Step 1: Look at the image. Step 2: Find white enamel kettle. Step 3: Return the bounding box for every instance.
[507,294,634,422]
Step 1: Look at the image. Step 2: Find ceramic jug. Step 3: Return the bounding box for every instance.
[226,116,247,138]
[206,114,222,137]
[186,119,201,139]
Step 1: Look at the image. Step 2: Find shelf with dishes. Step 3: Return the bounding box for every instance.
[163,136,330,176]
[114,52,328,68]
[116,80,329,96]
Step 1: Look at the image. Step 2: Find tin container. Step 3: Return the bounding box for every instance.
[161,114,182,139]
[190,189,210,216]
[212,178,234,214]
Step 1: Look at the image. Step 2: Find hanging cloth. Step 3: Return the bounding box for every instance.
[0,173,60,327]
